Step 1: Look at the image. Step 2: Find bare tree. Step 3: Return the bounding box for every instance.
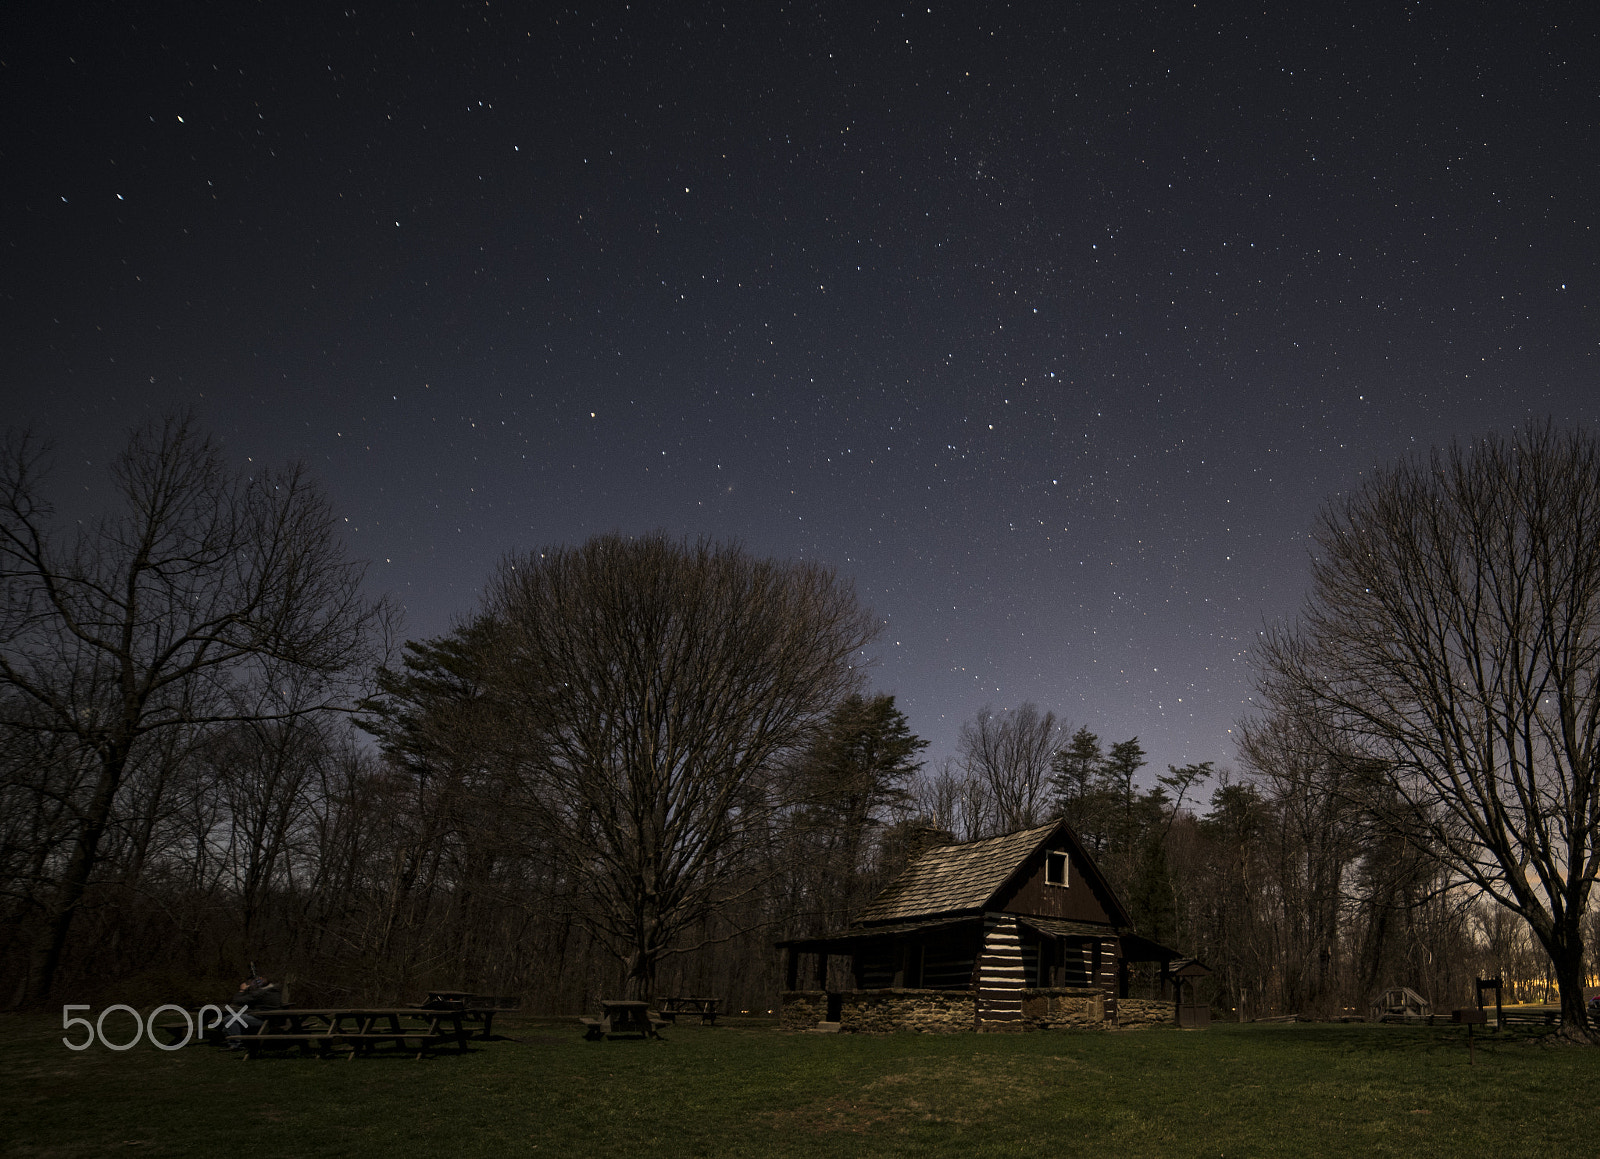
[1252,424,1600,1037]
[1238,719,1365,1017]
[483,533,876,999]
[957,702,1058,834]
[1190,778,1279,1019]
[0,416,388,1004]
[914,757,993,842]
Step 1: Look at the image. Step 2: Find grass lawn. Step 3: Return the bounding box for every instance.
[1,1010,1592,1158]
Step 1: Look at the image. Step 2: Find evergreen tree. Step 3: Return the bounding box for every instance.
[792,694,927,928]
[1051,726,1104,843]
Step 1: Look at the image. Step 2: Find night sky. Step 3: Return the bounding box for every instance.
[5,2,1597,786]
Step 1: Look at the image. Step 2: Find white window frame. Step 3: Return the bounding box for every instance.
[1045,850,1069,887]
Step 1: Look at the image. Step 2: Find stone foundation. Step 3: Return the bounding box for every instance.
[1116,998,1177,1028]
[780,990,827,1031]
[781,989,974,1032]
[841,989,975,1033]
[1021,987,1106,1029]
[782,987,1177,1032]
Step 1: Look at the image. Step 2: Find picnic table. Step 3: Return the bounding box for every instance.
[418,991,521,1039]
[225,1007,471,1059]
[579,1000,666,1040]
[657,996,720,1025]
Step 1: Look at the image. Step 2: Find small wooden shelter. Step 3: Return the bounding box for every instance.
[1370,986,1431,1021]
[1164,958,1214,1027]
[778,819,1202,1032]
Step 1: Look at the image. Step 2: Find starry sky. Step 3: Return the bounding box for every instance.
[4,1,1597,787]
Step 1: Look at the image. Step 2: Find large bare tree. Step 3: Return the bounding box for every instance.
[0,416,387,1004]
[957,702,1058,834]
[1253,425,1600,1036]
[483,533,876,999]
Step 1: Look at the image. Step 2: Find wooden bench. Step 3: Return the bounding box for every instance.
[419,992,521,1038]
[576,1016,668,1040]
[227,1031,459,1059]
[339,1031,452,1058]
[578,1002,668,1040]
[657,997,720,1025]
[227,1008,470,1059]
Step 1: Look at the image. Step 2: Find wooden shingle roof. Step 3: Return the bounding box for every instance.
[775,915,982,950]
[852,821,1060,924]
[1018,916,1123,940]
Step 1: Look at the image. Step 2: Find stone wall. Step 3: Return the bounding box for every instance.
[1020,987,1106,1030]
[781,988,975,1033]
[782,987,1176,1032]
[840,988,975,1033]
[1116,998,1177,1028]
[780,990,827,1031]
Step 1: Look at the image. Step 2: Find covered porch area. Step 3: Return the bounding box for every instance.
[1120,933,1213,1027]
[779,916,984,1029]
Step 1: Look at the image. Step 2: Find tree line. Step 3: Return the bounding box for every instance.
[3,417,1597,1036]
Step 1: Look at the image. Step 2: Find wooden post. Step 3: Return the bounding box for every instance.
[1453,1007,1485,1061]
[785,948,799,991]
[1476,975,1504,1030]
[813,951,829,989]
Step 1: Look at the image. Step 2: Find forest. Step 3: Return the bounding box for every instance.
[2,419,1595,1026]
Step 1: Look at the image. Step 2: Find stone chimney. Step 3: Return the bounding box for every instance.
[901,823,957,863]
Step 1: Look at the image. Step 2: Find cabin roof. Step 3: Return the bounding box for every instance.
[1119,932,1191,962]
[775,915,981,951]
[1017,916,1123,940]
[851,821,1063,924]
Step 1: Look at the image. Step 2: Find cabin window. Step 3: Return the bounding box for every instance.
[1063,942,1092,986]
[1045,850,1069,887]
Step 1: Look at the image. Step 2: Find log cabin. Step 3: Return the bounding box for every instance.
[778,819,1201,1032]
